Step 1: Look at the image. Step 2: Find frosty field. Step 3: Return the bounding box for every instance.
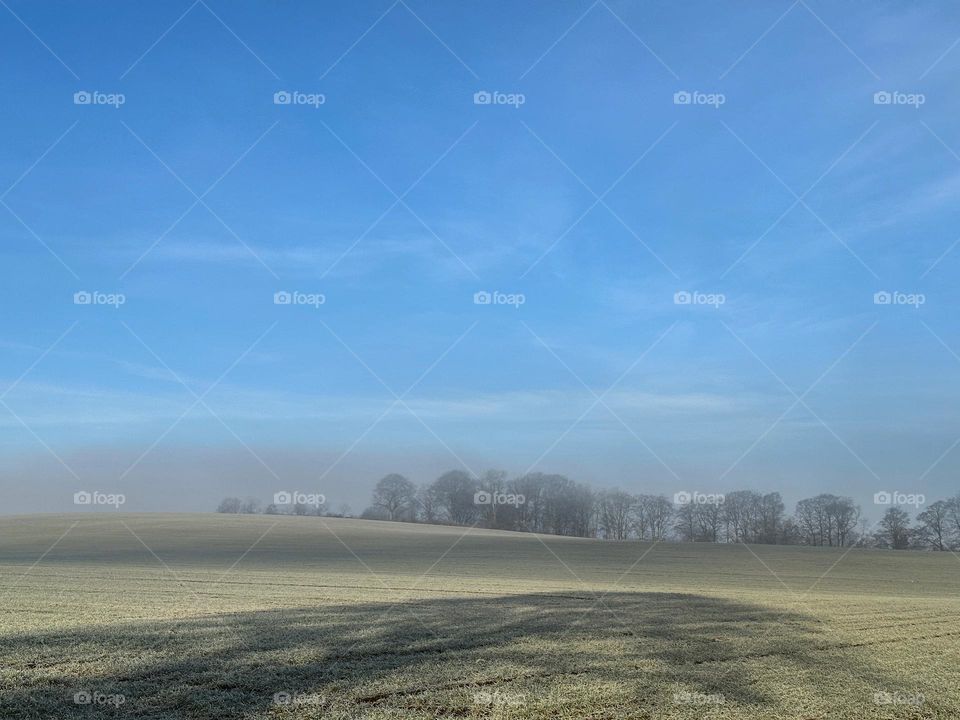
[1,513,958,719]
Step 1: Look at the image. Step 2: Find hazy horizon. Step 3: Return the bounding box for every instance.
[0,442,945,522]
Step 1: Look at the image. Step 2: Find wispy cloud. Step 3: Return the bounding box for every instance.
[0,379,757,429]
[143,230,531,279]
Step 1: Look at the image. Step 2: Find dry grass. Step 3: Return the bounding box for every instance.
[1,513,957,718]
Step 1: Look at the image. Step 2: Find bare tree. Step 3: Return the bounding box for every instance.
[240,497,261,514]
[509,473,548,532]
[633,494,652,539]
[674,501,697,542]
[417,483,439,523]
[827,496,859,546]
[794,494,859,547]
[722,490,757,543]
[695,502,723,542]
[946,496,960,548]
[916,500,951,550]
[541,475,593,537]
[429,470,480,525]
[758,492,786,543]
[874,506,912,549]
[648,495,673,540]
[597,489,634,540]
[216,497,242,514]
[779,516,802,545]
[371,473,417,521]
[476,469,510,529]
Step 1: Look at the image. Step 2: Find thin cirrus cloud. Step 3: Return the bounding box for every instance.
[0,379,755,431]
[143,231,532,279]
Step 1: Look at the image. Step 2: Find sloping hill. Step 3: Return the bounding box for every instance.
[1,513,957,718]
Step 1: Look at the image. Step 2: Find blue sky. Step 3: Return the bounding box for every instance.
[2,0,960,514]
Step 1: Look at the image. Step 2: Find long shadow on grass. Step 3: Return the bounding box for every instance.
[0,591,911,719]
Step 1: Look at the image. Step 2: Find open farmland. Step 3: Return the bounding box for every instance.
[1,513,958,719]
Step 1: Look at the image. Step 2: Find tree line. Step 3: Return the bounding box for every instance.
[216,470,960,550]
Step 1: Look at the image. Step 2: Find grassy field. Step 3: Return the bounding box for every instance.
[1,513,958,719]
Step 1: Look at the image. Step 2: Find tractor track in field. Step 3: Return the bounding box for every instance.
[689,629,960,665]
[0,570,597,601]
[354,668,592,704]
[843,616,960,632]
